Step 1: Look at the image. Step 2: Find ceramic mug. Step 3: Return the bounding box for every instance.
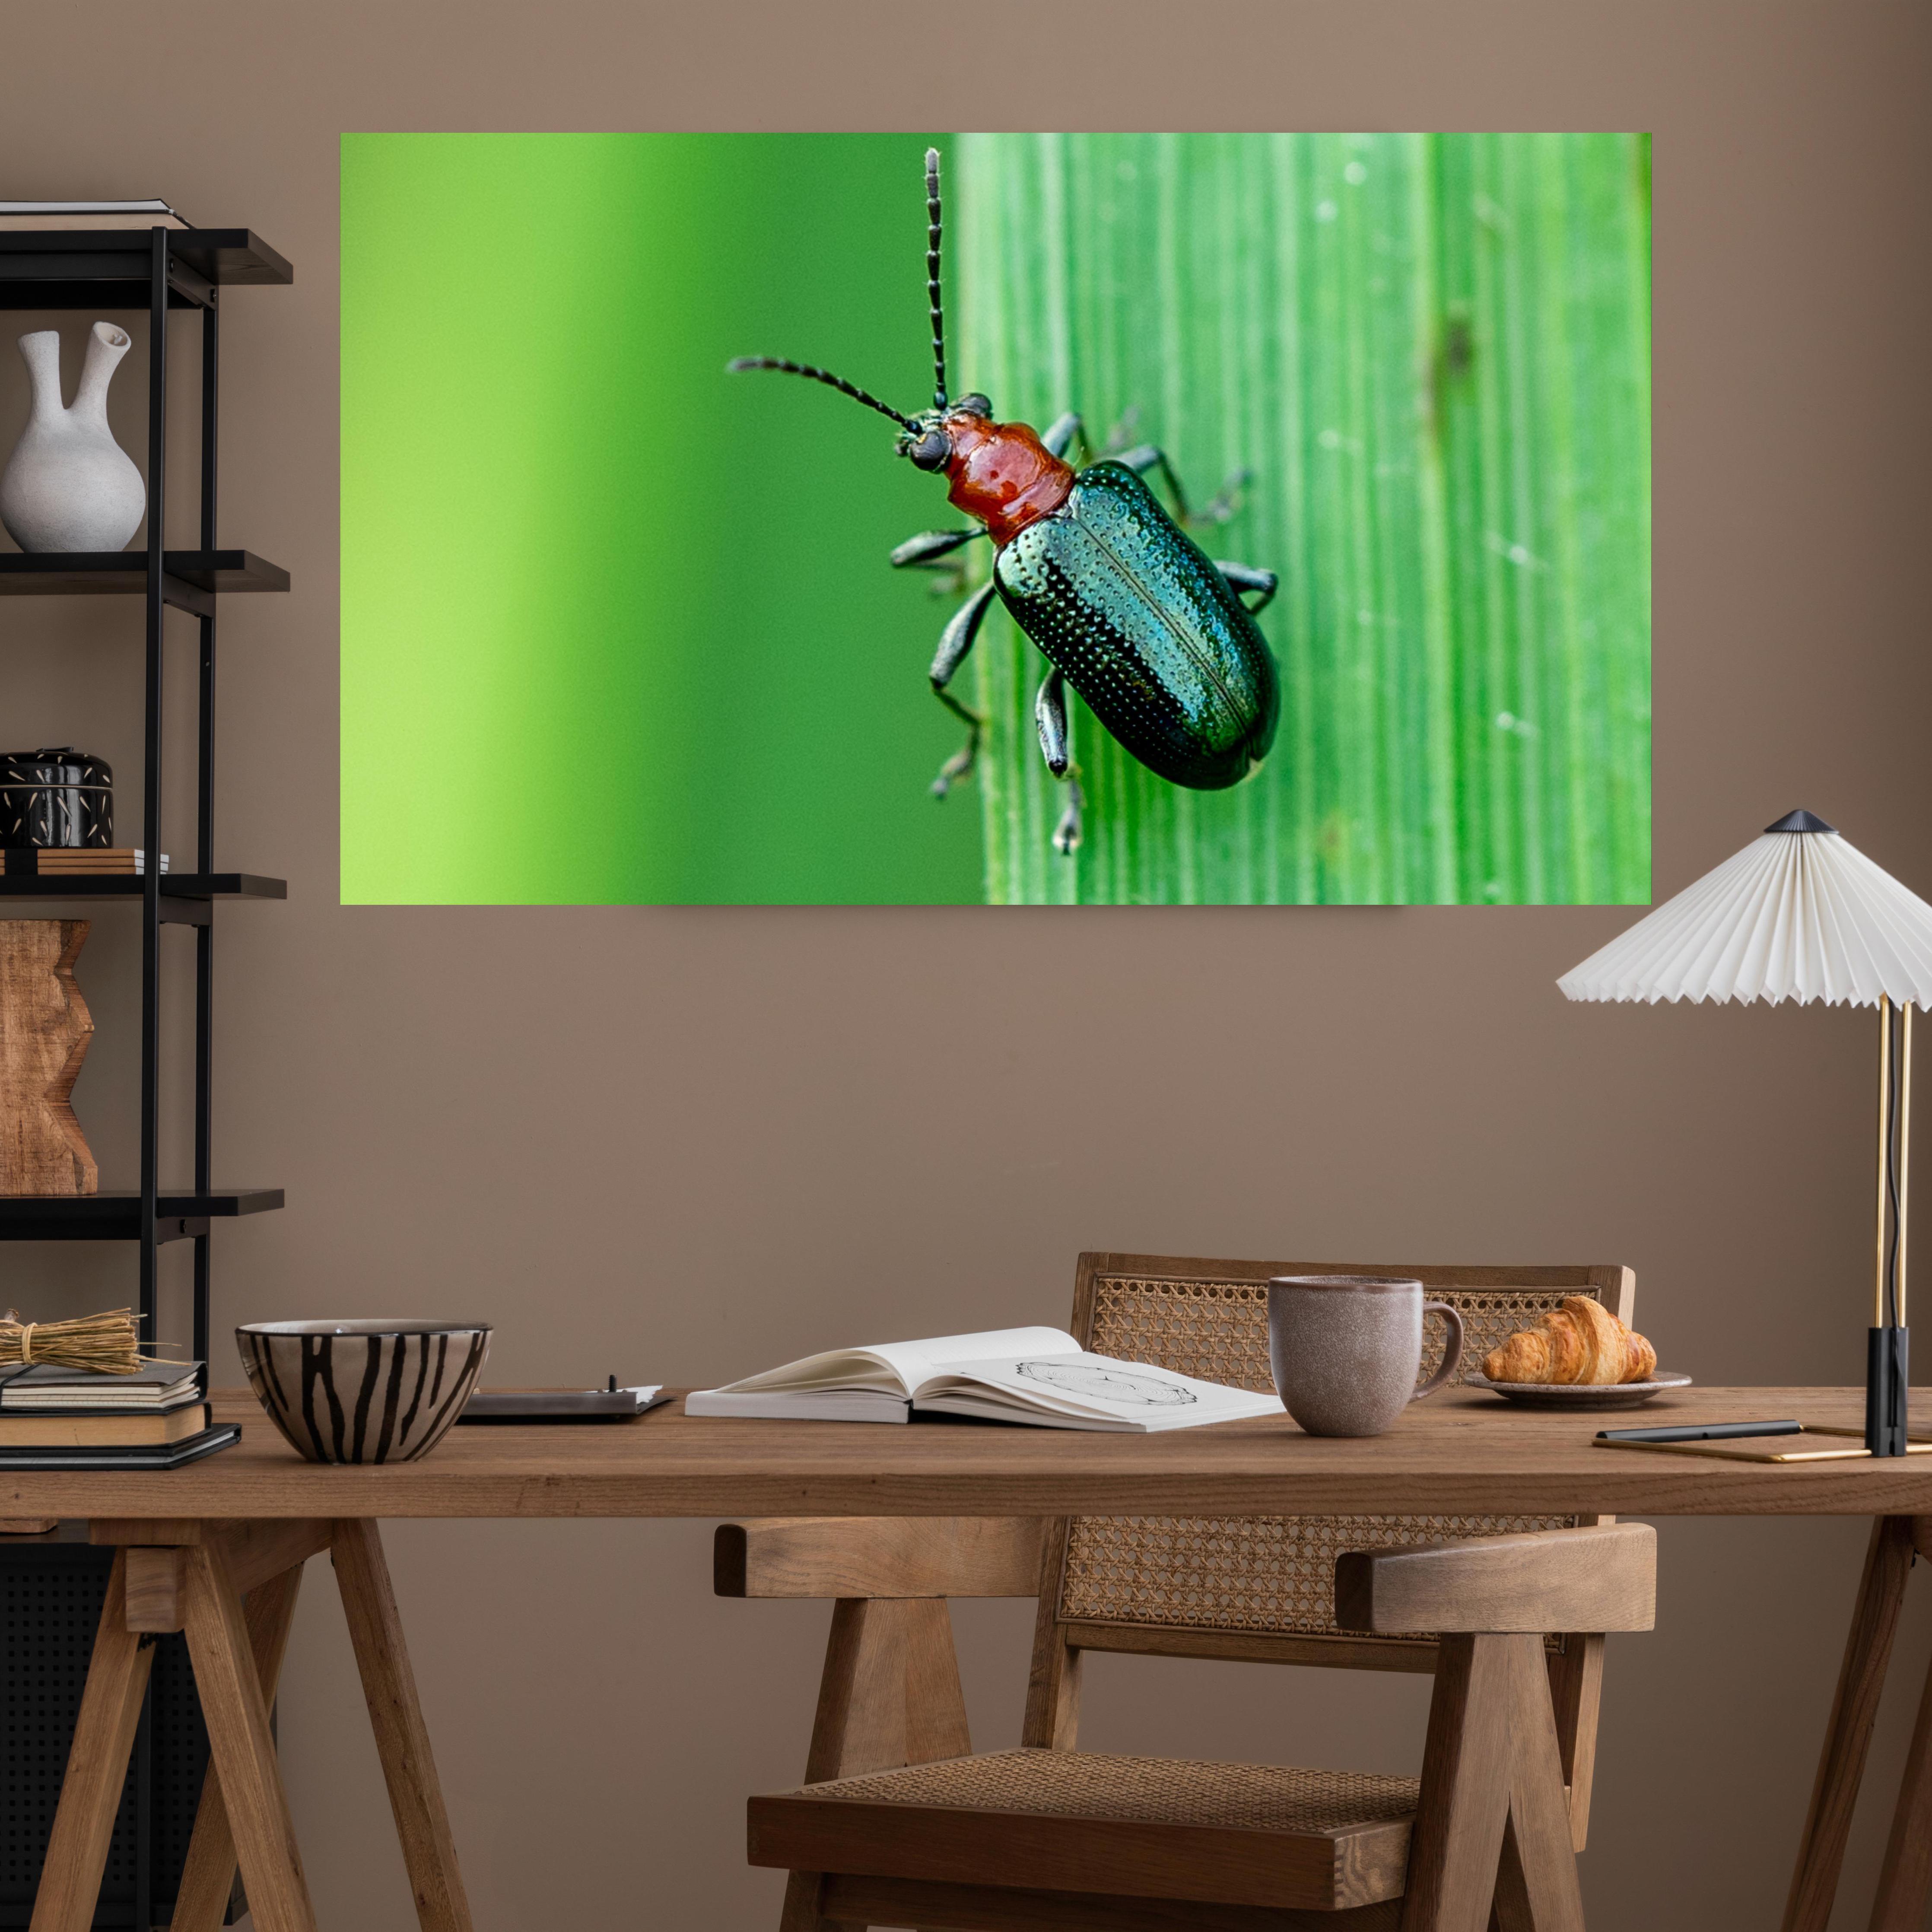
[1266,1275,1465,1438]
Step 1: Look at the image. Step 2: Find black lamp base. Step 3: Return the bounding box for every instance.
[1866,1326,1910,1456]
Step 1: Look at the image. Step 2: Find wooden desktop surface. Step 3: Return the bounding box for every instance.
[5,1385,1931,1520]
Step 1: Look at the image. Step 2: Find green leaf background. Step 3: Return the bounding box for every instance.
[959,132,1652,905]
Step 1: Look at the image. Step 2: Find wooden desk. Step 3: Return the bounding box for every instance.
[9,1386,1931,1932]
[7,1384,1931,1522]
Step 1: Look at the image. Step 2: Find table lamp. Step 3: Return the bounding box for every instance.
[1558,810,1932,1455]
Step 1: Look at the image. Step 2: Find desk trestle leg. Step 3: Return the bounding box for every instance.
[29,1552,158,1932]
[1777,1515,1916,1924]
[169,1561,305,1932]
[1781,1514,1918,1932]
[334,1517,475,1932]
[1869,1516,1932,1932]
[181,1537,318,1932]
[38,1517,472,1932]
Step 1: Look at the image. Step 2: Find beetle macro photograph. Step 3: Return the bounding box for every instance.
[341,131,1651,907]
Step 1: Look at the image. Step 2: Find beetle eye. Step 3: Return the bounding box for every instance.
[909,429,951,472]
[954,393,992,419]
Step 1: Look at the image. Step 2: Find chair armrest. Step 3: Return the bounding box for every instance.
[1333,1522,1656,1635]
[714,1517,1044,1599]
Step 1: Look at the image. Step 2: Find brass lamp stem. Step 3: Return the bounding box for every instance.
[1878,996,1891,1327]
[1868,996,1913,1455]
[1901,1001,1912,1327]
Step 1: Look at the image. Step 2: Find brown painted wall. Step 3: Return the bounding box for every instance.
[3,3,1930,1925]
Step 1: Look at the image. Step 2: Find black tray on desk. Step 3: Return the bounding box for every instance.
[458,1388,670,1424]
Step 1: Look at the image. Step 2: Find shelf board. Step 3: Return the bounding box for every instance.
[0,229,292,308]
[0,1189,285,1242]
[0,874,285,902]
[0,551,289,597]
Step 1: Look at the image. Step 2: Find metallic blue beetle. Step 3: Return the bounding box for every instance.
[733,149,1280,855]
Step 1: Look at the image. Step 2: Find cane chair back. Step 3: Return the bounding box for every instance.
[1041,1254,1635,1680]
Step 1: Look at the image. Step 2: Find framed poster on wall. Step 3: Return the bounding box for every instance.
[341,132,1650,907]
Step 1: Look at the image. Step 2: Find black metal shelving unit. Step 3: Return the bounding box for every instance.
[0,223,291,1931]
[0,225,291,1362]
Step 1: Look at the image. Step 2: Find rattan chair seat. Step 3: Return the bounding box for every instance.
[799,1748,1420,1830]
[749,1749,1421,1910]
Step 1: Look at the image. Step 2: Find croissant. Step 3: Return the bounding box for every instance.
[1482,1296,1657,1385]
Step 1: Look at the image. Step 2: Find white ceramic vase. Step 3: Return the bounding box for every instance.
[0,323,147,553]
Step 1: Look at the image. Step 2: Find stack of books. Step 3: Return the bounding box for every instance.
[1,848,169,876]
[0,1361,239,1468]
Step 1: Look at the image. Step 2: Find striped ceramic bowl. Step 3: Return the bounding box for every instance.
[236,1320,491,1464]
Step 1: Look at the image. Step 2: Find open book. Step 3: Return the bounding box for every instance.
[684,1327,1283,1432]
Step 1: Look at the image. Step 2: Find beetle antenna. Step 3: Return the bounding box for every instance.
[728,356,915,430]
[925,146,948,412]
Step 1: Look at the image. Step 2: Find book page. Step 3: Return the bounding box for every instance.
[921,1352,1283,1428]
[702,1327,1077,1399]
[896,1328,1079,1396]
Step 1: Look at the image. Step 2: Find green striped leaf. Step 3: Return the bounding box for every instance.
[957,132,1651,905]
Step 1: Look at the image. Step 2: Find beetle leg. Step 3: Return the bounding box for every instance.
[1034,665,1071,775]
[931,580,996,688]
[928,580,998,797]
[891,525,986,597]
[1052,774,1084,858]
[1214,559,1279,615]
[1033,669,1083,858]
[890,527,983,569]
[1040,412,1088,461]
[1113,442,1192,517]
[1193,470,1252,526]
[931,691,982,794]
[1115,442,1251,529]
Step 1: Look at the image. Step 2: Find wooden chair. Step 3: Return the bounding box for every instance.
[715,1252,1654,1932]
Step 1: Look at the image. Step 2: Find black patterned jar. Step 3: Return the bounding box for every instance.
[0,747,113,848]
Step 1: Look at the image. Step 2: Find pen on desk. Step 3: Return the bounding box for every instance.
[1595,1418,1803,1444]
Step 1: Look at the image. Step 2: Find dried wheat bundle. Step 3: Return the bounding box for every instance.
[0,1306,144,1375]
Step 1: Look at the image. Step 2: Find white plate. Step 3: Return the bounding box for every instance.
[1461,1370,1693,1410]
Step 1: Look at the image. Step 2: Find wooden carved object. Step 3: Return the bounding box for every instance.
[0,918,97,1194]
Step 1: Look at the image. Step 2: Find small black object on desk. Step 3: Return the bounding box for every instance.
[1596,1418,1802,1445]
[458,1380,668,1424]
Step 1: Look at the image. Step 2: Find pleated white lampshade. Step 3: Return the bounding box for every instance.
[1559,810,1932,1007]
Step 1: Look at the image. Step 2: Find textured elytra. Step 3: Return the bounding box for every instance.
[798,1747,1420,1835]
[994,464,1278,790]
[1063,1274,1589,1640]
